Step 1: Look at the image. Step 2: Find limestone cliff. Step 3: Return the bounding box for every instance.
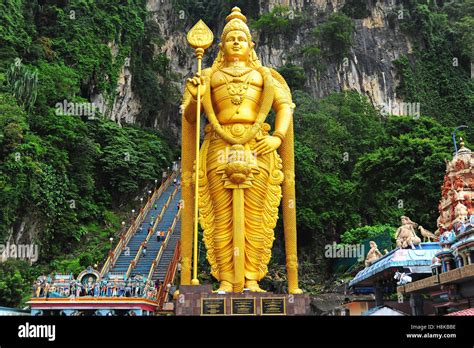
[104,0,414,131]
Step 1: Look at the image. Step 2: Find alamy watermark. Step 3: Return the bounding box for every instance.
[216,147,258,164]
[18,323,55,341]
[324,242,365,261]
[55,99,103,119]
[380,100,420,119]
[0,243,39,263]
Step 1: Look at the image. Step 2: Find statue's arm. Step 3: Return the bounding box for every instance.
[182,88,198,123]
[395,227,401,238]
[182,68,211,123]
[271,74,294,138]
[274,104,292,137]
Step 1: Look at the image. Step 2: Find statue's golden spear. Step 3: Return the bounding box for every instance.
[186,20,214,285]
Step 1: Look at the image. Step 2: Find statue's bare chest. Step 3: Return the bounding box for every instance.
[211,69,263,105]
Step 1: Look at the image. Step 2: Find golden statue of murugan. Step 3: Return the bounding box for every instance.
[180,7,302,294]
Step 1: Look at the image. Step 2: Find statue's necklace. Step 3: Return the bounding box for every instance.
[220,66,253,77]
[220,68,253,106]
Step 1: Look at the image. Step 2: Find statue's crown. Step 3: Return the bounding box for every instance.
[226,7,247,23]
[221,7,252,42]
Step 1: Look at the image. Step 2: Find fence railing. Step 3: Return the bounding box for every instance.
[125,184,180,279]
[143,207,182,299]
[100,171,177,277]
[157,240,181,310]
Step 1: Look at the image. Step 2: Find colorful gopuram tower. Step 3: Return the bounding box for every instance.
[437,139,474,236]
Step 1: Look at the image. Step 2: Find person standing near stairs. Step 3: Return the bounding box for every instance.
[141,241,148,257]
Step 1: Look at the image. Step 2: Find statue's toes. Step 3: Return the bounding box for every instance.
[290,288,303,294]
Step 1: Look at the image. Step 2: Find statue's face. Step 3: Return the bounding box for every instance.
[223,30,251,62]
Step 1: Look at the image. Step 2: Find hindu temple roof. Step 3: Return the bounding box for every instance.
[446,308,474,316]
[455,140,471,156]
[349,242,441,287]
[362,305,407,316]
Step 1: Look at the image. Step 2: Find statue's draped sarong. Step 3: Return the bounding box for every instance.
[198,123,283,284]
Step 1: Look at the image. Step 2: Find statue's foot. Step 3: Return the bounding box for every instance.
[213,281,233,293]
[289,288,303,294]
[245,280,266,292]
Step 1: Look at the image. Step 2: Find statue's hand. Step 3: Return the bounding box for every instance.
[186,73,206,100]
[254,136,282,156]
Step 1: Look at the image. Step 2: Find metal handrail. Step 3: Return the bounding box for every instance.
[144,207,182,297]
[157,240,181,309]
[147,207,181,281]
[101,184,161,276]
[100,172,176,277]
[125,184,180,279]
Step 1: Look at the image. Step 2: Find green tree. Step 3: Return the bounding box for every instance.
[313,12,354,62]
[5,62,38,110]
[341,224,396,245]
[0,260,38,308]
[288,91,386,275]
[354,117,454,228]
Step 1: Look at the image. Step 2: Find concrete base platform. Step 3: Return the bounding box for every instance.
[175,285,310,316]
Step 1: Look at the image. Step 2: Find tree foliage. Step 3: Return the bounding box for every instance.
[312,12,354,62]
[0,0,174,307]
[395,0,474,139]
[5,62,38,110]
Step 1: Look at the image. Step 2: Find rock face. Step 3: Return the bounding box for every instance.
[4,1,418,246]
[91,65,142,125]
[98,0,414,131]
[257,0,411,107]
[2,212,42,262]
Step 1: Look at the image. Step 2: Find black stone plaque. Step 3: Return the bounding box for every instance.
[261,297,286,315]
[231,298,256,315]
[201,298,225,315]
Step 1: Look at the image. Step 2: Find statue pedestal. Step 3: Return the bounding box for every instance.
[175,285,310,316]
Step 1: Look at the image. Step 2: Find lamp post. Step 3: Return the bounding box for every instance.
[452,125,468,154]
[154,179,158,190]
[109,237,114,250]
[162,171,167,185]
[148,190,152,202]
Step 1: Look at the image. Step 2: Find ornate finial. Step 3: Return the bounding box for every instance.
[187,19,214,50]
[226,7,247,23]
[460,137,465,148]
